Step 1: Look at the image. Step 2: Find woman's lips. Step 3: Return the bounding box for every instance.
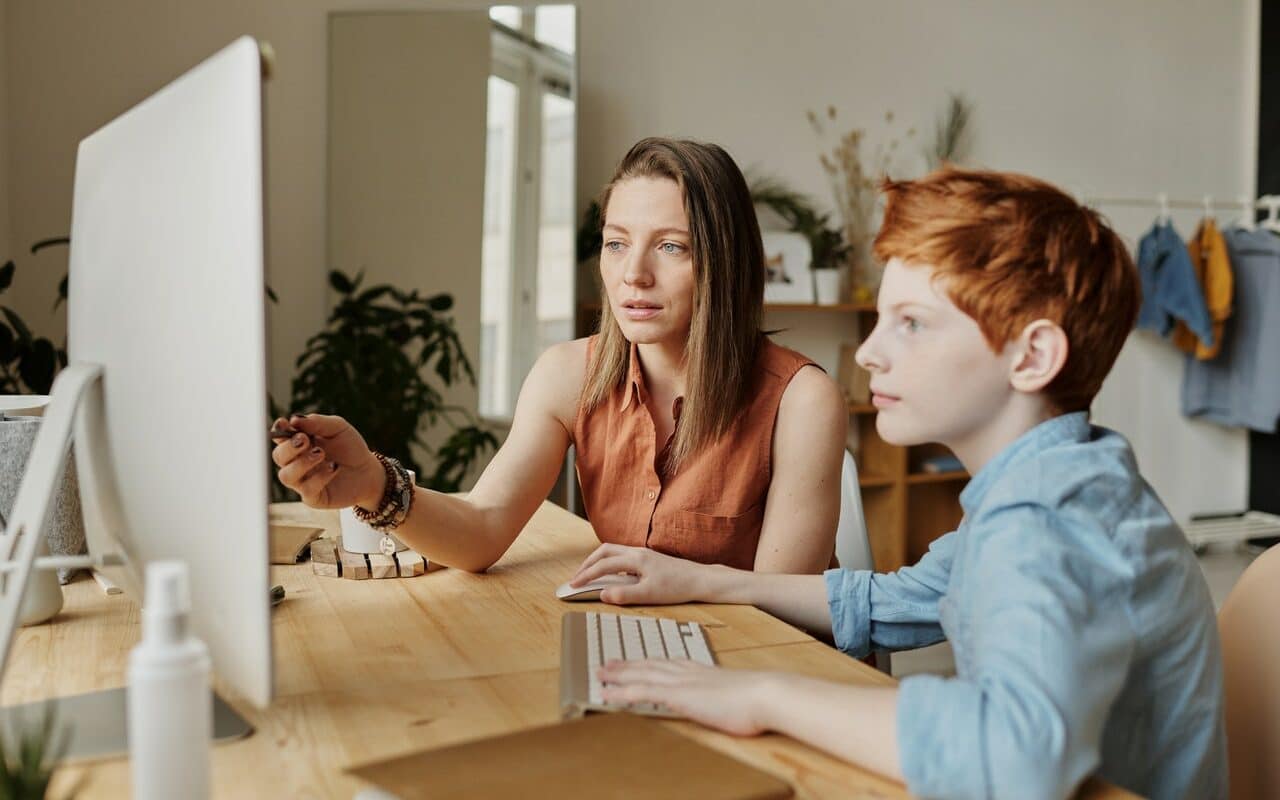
[622,304,661,321]
[871,392,901,409]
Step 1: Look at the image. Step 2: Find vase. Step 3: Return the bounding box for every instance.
[814,269,843,305]
[0,406,87,589]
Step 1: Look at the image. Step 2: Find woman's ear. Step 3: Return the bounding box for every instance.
[1009,319,1069,394]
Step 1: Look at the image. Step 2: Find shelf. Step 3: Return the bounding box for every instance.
[858,472,895,488]
[848,402,876,415]
[906,470,969,485]
[765,302,876,312]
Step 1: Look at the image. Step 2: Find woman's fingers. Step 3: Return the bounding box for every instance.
[272,431,312,468]
[278,445,328,487]
[289,413,348,439]
[294,458,341,506]
[570,543,625,582]
[570,554,638,588]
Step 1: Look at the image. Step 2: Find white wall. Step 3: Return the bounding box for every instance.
[328,11,489,465]
[0,0,1258,519]
[1,0,495,405]
[574,0,1254,523]
[0,1,10,265]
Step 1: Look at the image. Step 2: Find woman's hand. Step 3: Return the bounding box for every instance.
[569,543,713,605]
[270,414,385,509]
[599,659,775,737]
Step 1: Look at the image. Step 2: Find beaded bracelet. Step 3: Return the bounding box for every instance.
[353,453,414,532]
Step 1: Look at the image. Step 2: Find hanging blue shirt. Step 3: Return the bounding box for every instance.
[1135,221,1215,347]
[824,412,1226,800]
[1182,226,1280,432]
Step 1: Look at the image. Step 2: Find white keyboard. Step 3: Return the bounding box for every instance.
[559,611,716,718]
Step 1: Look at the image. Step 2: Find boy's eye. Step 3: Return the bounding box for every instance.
[901,316,921,333]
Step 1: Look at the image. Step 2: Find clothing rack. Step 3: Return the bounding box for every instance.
[1082,193,1280,231]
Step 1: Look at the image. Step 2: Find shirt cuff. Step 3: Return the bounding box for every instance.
[897,674,986,800]
[823,568,871,658]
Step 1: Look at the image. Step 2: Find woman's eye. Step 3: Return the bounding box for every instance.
[604,241,625,253]
[660,242,686,255]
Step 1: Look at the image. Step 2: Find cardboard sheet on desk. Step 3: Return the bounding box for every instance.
[346,712,793,800]
[268,523,324,564]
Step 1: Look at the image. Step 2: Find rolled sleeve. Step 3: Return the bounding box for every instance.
[823,530,957,658]
[895,505,1135,800]
[898,675,987,799]
[824,567,872,656]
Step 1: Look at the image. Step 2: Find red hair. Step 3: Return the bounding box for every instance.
[874,167,1138,412]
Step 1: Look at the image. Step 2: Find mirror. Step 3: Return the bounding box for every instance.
[327,5,577,442]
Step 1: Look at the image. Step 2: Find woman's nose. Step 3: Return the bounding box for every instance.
[622,252,654,288]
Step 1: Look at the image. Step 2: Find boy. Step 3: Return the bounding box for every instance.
[568,168,1227,799]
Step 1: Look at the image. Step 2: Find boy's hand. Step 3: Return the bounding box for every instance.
[569,543,708,605]
[599,660,775,736]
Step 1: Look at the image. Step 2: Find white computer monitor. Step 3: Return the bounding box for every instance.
[0,37,273,748]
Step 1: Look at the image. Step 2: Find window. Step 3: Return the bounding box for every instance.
[478,10,576,421]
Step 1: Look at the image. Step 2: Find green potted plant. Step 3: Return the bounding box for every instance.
[0,259,65,396]
[749,177,850,304]
[0,703,78,799]
[271,269,497,500]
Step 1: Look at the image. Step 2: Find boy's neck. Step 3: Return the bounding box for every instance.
[947,395,1060,476]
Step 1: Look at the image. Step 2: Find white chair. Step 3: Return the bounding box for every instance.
[835,450,874,571]
[834,450,891,674]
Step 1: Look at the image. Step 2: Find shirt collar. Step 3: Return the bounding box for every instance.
[619,341,647,412]
[618,341,684,422]
[959,411,1090,515]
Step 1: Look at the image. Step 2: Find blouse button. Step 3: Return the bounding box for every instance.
[646,489,656,500]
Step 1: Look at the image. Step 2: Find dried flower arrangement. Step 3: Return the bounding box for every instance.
[807,106,916,300]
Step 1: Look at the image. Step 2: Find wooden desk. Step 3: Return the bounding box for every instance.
[5,502,1136,799]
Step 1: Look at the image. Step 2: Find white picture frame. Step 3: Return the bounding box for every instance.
[761,230,814,304]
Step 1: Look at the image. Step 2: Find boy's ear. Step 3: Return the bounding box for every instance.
[1009,319,1069,394]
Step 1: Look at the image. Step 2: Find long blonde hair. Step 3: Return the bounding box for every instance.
[582,138,765,473]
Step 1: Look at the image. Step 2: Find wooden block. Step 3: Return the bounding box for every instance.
[367,553,397,579]
[339,548,370,580]
[310,539,338,565]
[394,550,425,577]
[425,558,445,573]
[313,560,339,579]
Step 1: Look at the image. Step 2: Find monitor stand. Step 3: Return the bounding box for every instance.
[0,688,252,761]
[0,364,254,759]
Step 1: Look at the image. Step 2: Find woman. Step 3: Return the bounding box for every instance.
[273,137,846,574]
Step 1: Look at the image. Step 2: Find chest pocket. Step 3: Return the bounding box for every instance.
[651,504,766,569]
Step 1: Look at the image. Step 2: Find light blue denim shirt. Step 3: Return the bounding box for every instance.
[825,413,1226,800]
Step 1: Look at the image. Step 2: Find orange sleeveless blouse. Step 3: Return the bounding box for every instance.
[572,336,818,570]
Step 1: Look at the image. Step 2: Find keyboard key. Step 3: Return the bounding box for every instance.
[659,618,688,659]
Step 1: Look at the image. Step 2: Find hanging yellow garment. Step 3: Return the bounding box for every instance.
[1172,218,1233,359]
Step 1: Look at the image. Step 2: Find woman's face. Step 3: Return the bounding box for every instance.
[599,176,697,349]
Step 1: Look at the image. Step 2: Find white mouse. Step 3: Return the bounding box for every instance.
[555,573,640,601]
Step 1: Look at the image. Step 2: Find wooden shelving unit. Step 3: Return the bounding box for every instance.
[842,305,967,572]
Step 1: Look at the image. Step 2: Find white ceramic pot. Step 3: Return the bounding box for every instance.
[19,538,64,626]
[338,469,414,555]
[814,269,843,305]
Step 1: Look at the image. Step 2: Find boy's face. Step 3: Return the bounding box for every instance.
[856,258,1019,449]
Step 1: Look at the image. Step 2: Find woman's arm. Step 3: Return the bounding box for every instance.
[387,339,587,571]
[754,365,848,573]
[281,339,587,573]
